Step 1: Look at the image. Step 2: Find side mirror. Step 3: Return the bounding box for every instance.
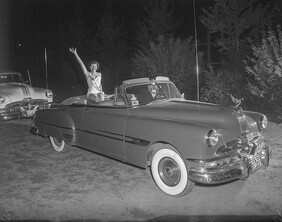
[181,93,185,99]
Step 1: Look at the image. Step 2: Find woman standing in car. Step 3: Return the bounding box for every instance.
[69,47,104,102]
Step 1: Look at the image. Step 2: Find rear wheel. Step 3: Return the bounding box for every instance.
[49,136,65,152]
[151,144,194,196]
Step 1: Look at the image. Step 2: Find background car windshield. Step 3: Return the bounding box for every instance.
[0,74,23,84]
[125,83,166,106]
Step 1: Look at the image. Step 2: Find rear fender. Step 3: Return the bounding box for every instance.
[44,126,64,140]
[34,107,76,144]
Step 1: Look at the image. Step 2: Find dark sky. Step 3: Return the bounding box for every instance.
[0,0,212,89]
[1,0,281,71]
[0,0,208,66]
[1,0,281,92]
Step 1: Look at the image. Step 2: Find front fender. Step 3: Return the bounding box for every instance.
[145,119,218,159]
[125,117,217,167]
[244,110,266,131]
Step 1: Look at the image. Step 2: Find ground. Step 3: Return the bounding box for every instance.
[0,100,282,221]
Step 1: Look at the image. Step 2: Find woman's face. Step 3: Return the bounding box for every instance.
[89,63,98,72]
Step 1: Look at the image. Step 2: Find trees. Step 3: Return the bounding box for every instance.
[245,26,282,112]
[200,0,273,81]
[92,1,129,90]
[132,36,196,98]
[135,0,181,50]
[132,0,198,98]
[200,0,273,54]
[200,0,274,104]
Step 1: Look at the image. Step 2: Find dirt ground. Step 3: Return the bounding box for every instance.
[0,117,282,222]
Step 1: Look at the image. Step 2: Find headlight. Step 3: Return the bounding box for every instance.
[258,115,268,130]
[206,129,219,147]
[0,95,6,104]
[45,90,53,98]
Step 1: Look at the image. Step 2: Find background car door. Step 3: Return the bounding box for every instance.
[81,102,128,160]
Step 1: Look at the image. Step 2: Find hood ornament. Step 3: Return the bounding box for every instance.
[230,94,243,109]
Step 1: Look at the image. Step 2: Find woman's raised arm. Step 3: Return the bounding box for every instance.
[69,47,88,75]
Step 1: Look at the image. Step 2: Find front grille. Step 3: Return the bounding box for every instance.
[6,99,48,108]
[249,154,262,171]
[3,99,49,117]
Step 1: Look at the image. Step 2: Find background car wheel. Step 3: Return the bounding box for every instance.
[151,144,194,197]
[49,136,65,152]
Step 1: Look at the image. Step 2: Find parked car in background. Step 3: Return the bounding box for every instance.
[0,69,53,120]
[30,76,271,197]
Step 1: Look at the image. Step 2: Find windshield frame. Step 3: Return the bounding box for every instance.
[124,81,170,107]
[156,81,182,99]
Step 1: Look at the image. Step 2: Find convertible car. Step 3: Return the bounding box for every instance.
[30,76,271,196]
[0,69,53,120]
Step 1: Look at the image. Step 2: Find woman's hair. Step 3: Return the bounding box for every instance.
[88,60,100,70]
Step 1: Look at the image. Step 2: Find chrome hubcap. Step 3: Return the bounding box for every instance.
[53,138,62,146]
[158,157,181,186]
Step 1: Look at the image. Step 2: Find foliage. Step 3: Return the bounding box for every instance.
[200,67,236,105]
[200,0,275,100]
[136,0,181,50]
[220,41,251,82]
[200,0,273,53]
[94,2,129,90]
[132,36,196,99]
[245,26,282,112]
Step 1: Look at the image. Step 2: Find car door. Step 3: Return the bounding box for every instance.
[81,90,128,160]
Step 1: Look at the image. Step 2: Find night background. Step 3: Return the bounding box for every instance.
[1,1,282,220]
[1,0,282,114]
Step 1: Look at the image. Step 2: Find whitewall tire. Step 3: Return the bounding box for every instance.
[151,146,193,196]
[49,136,65,152]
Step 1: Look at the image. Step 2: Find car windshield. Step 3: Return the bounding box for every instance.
[0,73,24,84]
[157,82,182,99]
[125,82,170,106]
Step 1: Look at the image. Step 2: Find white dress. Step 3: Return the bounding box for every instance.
[86,72,103,97]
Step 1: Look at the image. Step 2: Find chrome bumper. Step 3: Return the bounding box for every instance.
[187,136,271,184]
[0,99,50,121]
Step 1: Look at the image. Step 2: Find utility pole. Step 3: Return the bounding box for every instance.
[193,0,199,101]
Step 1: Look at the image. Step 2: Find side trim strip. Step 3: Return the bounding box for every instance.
[83,128,151,147]
[36,121,151,147]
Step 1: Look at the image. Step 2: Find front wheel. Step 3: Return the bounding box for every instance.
[49,136,65,152]
[151,145,194,196]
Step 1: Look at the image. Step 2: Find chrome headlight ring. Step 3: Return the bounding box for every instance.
[45,90,53,98]
[258,115,268,131]
[206,129,220,148]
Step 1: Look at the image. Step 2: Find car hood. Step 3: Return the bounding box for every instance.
[137,99,246,137]
[0,83,47,102]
